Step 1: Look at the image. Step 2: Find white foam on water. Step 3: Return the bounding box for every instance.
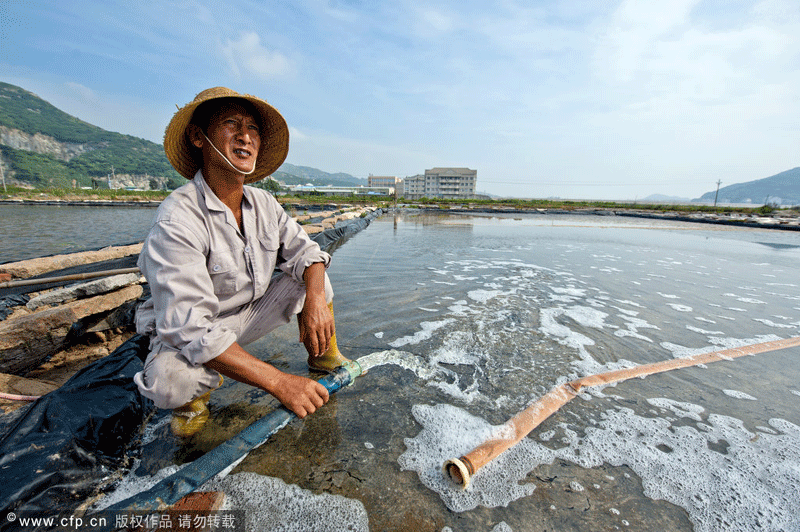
[374,331,384,339]
[658,293,680,299]
[564,306,612,329]
[668,303,693,312]
[552,287,587,297]
[615,299,643,308]
[468,289,507,303]
[568,481,584,492]
[752,318,796,329]
[539,429,556,441]
[398,403,545,512]
[141,415,170,445]
[401,399,800,532]
[686,325,724,335]
[539,307,602,372]
[615,314,659,342]
[92,460,184,511]
[560,409,800,532]
[722,389,758,401]
[203,472,369,532]
[723,293,767,305]
[791,389,800,397]
[647,398,705,421]
[388,319,455,347]
[660,334,783,360]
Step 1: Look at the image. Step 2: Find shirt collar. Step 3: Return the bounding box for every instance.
[193,170,252,212]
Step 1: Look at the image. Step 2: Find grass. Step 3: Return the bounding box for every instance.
[1,186,796,217]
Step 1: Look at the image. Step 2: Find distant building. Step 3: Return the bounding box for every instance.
[368,175,399,189]
[287,184,393,197]
[401,168,477,200]
[401,174,424,199]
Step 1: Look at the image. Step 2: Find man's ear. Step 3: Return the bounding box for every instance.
[187,124,204,148]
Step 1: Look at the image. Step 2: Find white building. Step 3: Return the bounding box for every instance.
[401,168,477,200]
[368,175,399,189]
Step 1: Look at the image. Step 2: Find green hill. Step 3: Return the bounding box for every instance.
[0,82,183,189]
[276,163,366,187]
[695,167,800,206]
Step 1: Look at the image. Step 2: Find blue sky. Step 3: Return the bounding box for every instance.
[2,0,798,200]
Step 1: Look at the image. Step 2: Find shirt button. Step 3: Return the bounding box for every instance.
[245,246,251,253]
[213,264,221,272]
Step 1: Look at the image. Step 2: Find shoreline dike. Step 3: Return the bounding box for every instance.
[440,206,800,231]
[3,197,800,231]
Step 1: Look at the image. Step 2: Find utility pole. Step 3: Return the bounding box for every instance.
[713,179,722,207]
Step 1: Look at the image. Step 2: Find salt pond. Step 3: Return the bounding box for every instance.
[116,211,800,531]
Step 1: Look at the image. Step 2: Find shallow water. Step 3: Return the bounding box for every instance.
[122,211,800,532]
[0,204,156,263]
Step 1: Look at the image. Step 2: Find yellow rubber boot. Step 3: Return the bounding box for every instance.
[307,302,352,372]
[170,377,222,437]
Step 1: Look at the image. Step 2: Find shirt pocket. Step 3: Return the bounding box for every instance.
[207,250,239,296]
[259,229,280,269]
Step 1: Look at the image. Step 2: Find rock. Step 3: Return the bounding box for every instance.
[0,125,91,162]
[302,224,325,234]
[0,243,143,280]
[26,273,143,310]
[0,284,142,374]
[0,372,58,397]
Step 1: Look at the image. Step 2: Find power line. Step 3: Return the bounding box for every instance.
[478,180,703,187]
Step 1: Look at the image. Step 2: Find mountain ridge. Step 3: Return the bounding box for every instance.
[0,82,361,190]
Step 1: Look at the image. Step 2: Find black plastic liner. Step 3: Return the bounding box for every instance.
[0,208,383,527]
[311,208,383,254]
[0,294,29,321]
[0,334,153,530]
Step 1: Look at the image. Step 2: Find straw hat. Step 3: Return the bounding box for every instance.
[163,87,289,184]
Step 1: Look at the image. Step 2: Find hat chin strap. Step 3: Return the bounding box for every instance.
[202,133,256,176]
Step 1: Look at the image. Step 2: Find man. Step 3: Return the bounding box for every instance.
[134,87,351,437]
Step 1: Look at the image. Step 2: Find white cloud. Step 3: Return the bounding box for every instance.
[288,126,308,141]
[64,82,97,103]
[416,8,453,33]
[221,32,292,80]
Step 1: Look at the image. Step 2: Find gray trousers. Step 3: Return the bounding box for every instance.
[133,273,334,409]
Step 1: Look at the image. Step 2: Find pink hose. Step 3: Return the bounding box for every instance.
[0,392,41,401]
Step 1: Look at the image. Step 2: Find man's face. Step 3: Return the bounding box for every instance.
[203,102,261,176]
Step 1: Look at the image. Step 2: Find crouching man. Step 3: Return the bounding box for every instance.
[134,87,351,437]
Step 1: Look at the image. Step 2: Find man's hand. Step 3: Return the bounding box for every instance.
[299,294,334,357]
[205,342,329,418]
[269,372,329,418]
[300,262,334,357]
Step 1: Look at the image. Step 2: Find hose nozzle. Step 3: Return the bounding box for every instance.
[443,456,474,490]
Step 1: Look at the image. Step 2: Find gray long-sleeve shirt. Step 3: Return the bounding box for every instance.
[135,170,330,366]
